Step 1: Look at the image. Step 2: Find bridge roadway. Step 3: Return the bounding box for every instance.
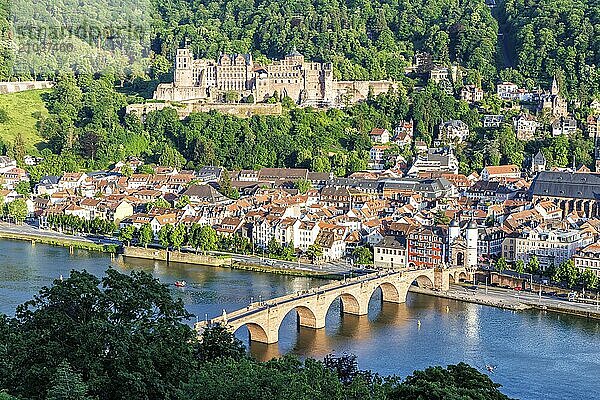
[196,266,469,344]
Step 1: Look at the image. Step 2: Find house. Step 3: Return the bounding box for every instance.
[58,173,87,191]
[573,242,600,278]
[586,115,599,138]
[481,165,521,181]
[439,120,469,142]
[0,156,16,170]
[502,227,590,269]
[483,115,505,129]
[514,114,540,141]
[430,67,450,84]
[183,184,228,204]
[408,148,459,176]
[1,167,28,190]
[257,168,309,184]
[460,85,483,103]
[369,128,391,144]
[150,213,179,234]
[197,166,224,182]
[531,150,547,174]
[294,220,320,251]
[551,116,577,136]
[373,236,408,269]
[314,226,346,262]
[369,145,390,170]
[497,82,519,100]
[394,120,413,147]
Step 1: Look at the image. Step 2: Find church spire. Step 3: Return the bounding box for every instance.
[551,75,559,96]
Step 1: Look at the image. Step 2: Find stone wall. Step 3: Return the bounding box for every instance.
[0,81,54,94]
[126,102,282,120]
[122,246,231,267]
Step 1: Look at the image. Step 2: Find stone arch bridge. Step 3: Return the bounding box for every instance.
[195,267,470,344]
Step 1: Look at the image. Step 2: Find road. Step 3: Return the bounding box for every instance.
[0,222,121,245]
[448,284,600,315]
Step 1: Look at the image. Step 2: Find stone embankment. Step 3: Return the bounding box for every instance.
[122,246,231,267]
[409,286,530,311]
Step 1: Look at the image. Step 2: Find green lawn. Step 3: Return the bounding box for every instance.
[0,89,50,154]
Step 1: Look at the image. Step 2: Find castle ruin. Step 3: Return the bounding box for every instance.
[153,48,396,107]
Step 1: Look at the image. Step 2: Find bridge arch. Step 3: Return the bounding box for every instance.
[457,271,469,282]
[375,281,401,303]
[277,304,322,330]
[412,274,434,289]
[325,291,363,316]
[235,322,270,343]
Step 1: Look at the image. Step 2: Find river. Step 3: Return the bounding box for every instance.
[0,239,598,400]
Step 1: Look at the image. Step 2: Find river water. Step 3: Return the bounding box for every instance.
[0,239,598,400]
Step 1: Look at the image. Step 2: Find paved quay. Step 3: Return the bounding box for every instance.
[411,284,600,319]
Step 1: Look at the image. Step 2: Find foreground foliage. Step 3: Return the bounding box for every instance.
[0,268,512,400]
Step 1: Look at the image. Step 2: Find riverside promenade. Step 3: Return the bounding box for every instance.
[411,284,600,320]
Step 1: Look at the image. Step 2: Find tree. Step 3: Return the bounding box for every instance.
[554,260,579,288]
[3,269,196,400]
[7,199,27,224]
[198,225,217,254]
[294,179,312,194]
[158,224,173,249]
[353,246,373,265]
[175,195,190,209]
[305,244,323,263]
[46,361,90,400]
[14,181,30,196]
[138,223,153,248]
[267,237,282,257]
[527,256,540,274]
[171,223,187,251]
[118,225,135,246]
[581,269,598,291]
[147,198,170,211]
[495,257,507,273]
[218,170,238,199]
[12,133,25,166]
[195,324,246,363]
[515,260,525,274]
[388,362,510,400]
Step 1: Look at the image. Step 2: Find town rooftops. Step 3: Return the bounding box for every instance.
[483,165,520,175]
[531,171,600,200]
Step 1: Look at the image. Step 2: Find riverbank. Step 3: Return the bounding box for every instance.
[0,228,118,253]
[410,285,600,320]
[232,261,341,279]
[122,246,340,278]
[409,286,531,311]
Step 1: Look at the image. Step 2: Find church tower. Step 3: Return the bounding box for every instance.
[466,220,478,269]
[551,76,559,96]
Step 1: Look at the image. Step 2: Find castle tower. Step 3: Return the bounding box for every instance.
[174,48,193,88]
[449,219,460,243]
[551,76,559,96]
[466,220,478,269]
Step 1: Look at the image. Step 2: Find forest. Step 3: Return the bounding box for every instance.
[151,0,498,86]
[499,0,600,101]
[0,268,512,400]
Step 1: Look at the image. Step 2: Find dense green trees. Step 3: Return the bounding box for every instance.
[151,0,498,86]
[500,0,600,102]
